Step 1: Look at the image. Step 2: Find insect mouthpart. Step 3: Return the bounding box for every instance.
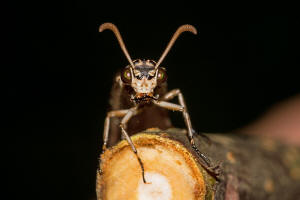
[131,93,159,103]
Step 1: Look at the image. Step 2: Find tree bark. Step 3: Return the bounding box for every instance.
[96,128,300,200]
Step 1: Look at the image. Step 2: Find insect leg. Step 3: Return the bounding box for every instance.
[162,89,194,139]
[103,109,129,151]
[153,99,197,145]
[163,90,212,144]
[153,97,220,178]
[119,107,148,184]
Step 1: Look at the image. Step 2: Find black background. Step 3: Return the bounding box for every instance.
[4,2,299,200]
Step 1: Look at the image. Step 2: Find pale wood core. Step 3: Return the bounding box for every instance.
[97,132,206,200]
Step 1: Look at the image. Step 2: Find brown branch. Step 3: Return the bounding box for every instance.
[96,128,300,200]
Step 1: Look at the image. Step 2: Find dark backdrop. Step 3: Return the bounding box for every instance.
[4,2,299,200]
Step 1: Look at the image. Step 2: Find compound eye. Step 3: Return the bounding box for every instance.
[121,67,132,84]
[157,68,167,84]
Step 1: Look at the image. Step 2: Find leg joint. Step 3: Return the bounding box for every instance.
[107,111,117,118]
[173,89,181,94]
[163,89,181,100]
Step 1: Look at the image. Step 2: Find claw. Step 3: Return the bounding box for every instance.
[207,164,222,181]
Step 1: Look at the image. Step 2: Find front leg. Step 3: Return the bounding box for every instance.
[162,89,194,142]
[163,89,211,141]
[103,106,148,183]
[155,89,220,178]
[119,107,148,184]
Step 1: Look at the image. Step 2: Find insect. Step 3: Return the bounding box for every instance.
[99,22,219,183]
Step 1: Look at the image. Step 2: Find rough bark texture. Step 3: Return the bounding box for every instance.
[97,128,300,200]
